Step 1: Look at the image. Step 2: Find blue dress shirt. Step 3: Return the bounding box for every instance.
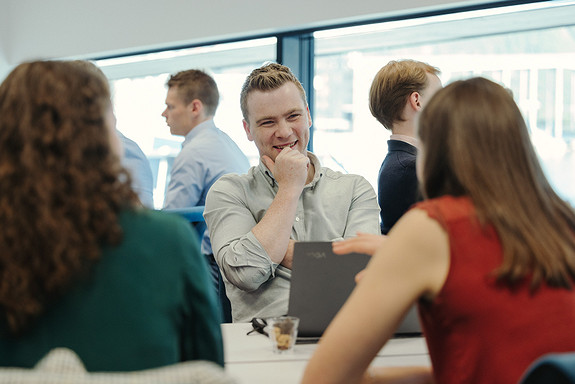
[117,130,154,208]
[163,120,250,255]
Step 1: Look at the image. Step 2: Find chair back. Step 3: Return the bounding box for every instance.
[163,206,206,239]
[520,352,575,384]
[162,206,232,323]
[0,348,236,384]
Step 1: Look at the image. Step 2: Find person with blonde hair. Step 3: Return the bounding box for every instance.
[0,60,223,371]
[370,59,441,234]
[302,77,575,384]
[205,63,379,322]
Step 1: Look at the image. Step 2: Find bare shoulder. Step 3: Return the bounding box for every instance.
[390,207,447,245]
[374,207,450,299]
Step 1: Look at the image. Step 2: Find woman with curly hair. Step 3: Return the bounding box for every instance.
[0,60,223,371]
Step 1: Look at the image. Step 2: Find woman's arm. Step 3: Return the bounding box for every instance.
[301,209,449,384]
[362,366,435,384]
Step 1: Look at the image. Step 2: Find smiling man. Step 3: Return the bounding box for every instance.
[204,63,380,322]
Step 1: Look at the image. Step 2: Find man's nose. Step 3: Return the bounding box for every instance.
[275,120,292,137]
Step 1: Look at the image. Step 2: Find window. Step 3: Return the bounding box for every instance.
[95,0,575,207]
[96,38,276,208]
[313,1,575,204]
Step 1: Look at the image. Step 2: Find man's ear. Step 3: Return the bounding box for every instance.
[306,105,312,128]
[409,92,422,111]
[243,119,254,141]
[187,99,203,115]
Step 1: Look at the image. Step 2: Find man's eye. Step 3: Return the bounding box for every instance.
[288,114,300,120]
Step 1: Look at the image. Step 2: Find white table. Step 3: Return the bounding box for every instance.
[222,323,430,384]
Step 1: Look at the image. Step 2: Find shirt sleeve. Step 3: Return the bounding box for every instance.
[163,147,204,209]
[342,176,381,238]
[118,132,155,208]
[204,175,277,292]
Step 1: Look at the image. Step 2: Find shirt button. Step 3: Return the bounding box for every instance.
[295,217,300,222]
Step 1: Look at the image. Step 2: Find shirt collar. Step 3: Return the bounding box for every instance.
[182,119,215,146]
[389,134,418,147]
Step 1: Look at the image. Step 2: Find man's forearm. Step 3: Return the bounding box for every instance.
[251,187,300,264]
[280,239,296,269]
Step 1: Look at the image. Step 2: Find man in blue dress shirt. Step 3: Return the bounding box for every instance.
[116,130,154,208]
[161,69,250,321]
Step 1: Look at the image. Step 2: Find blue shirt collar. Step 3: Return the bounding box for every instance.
[182,119,216,147]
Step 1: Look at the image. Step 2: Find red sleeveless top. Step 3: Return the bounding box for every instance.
[416,196,575,384]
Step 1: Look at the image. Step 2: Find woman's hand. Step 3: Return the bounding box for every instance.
[333,232,387,256]
[333,233,387,283]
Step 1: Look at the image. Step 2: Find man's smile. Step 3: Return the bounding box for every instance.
[274,141,297,150]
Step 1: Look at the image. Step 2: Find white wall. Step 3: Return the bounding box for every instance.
[3,0,485,68]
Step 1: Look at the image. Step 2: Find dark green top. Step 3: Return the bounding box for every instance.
[0,209,224,371]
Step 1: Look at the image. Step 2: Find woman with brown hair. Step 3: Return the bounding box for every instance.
[0,60,223,371]
[302,77,575,384]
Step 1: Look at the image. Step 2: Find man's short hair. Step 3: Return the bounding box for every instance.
[240,63,307,122]
[166,69,219,116]
[369,60,440,130]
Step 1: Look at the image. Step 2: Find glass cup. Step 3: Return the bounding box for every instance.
[266,316,299,354]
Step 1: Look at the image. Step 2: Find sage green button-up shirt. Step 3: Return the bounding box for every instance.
[205,152,380,322]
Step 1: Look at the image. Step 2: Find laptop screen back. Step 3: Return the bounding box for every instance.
[287,241,370,338]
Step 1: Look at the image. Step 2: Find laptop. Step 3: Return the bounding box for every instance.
[287,241,421,342]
